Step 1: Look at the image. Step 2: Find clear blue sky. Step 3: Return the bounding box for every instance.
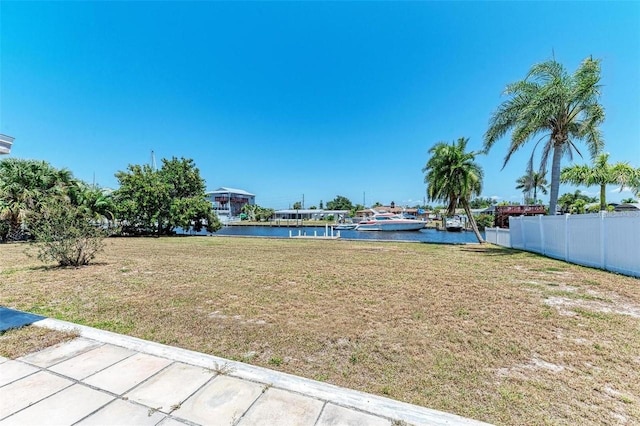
[1,1,639,209]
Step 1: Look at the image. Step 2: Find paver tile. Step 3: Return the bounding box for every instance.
[238,387,324,426]
[0,383,112,425]
[316,403,392,426]
[18,337,100,368]
[50,344,134,380]
[0,360,39,387]
[83,352,172,395]
[0,371,72,419]
[125,362,214,413]
[76,398,166,426]
[173,375,264,425]
[157,417,189,425]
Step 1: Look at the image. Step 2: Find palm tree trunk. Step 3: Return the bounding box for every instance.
[548,144,563,215]
[462,199,484,244]
[599,184,606,211]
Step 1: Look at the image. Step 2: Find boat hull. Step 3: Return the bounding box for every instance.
[334,224,357,230]
[355,222,425,231]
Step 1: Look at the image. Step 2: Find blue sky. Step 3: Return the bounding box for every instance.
[1,1,639,209]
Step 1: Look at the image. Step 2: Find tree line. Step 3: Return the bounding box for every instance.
[0,156,221,265]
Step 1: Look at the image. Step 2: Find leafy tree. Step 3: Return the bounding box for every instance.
[475,213,495,230]
[621,197,638,204]
[255,206,274,222]
[560,153,639,211]
[319,200,323,209]
[423,137,485,243]
[515,171,548,204]
[114,157,220,235]
[484,57,605,215]
[469,197,495,209]
[240,203,273,222]
[326,195,354,210]
[292,201,302,210]
[372,201,382,208]
[241,203,257,221]
[557,190,597,214]
[350,204,365,217]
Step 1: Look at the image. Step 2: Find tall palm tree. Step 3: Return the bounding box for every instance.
[423,137,485,243]
[560,153,638,211]
[484,57,605,215]
[515,171,548,204]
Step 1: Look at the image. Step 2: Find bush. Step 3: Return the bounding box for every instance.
[27,200,108,267]
[475,214,495,230]
[0,219,9,242]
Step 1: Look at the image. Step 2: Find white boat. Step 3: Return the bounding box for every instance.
[355,212,426,231]
[334,223,357,230]
[445,217,464,232]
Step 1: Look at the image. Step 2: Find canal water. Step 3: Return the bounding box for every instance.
[184,225,482,244]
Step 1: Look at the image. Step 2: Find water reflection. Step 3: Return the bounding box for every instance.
[183,225,482,244]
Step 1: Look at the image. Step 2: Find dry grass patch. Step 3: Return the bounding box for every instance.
[1,237,639,425]
[0,326,78,359]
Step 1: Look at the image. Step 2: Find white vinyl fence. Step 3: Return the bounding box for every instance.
[486,211,640,278]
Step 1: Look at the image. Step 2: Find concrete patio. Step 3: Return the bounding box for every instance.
[0,318,490,426]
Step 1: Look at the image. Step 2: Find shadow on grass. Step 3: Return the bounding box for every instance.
[26,261,110,272]
[459,245,523,256]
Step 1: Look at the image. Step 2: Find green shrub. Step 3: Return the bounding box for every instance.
[27,199,108,267]
[475,214,495,230]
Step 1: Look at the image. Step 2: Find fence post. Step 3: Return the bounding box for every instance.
[564,214,570,262]
[520,216,525,250]
[600,211,606,269]
[539,215,545,255]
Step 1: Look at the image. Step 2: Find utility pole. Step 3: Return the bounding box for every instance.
[363,191,366,208]
[302,194,305,209]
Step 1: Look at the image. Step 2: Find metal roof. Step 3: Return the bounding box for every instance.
[0,134,14,155]
[206,187,255,197]
[615,203,640,211]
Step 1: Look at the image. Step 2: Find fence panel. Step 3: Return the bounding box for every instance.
[496,228,511,247]
[566,213,602,269]
[541,215,568,260]
[604,213,640,276]
[485,228,497,244]
[487,212,639,278]
[522,217,543,253]
[509,218,525,250]
[485,228,511,247]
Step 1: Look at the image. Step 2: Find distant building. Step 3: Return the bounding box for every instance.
[274,209,349,221]
[614,203,640,212]
[205,187,255,223]
[494,205,546,228]
[0,134,14,155]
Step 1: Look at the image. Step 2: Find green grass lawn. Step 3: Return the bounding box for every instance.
[1,237,639,425]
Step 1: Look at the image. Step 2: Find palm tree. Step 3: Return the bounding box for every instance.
[423,137,485,243]
[560,153,638,211]
[0,158,76,239]
[484,57,605,215]
[515,171,548,204]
